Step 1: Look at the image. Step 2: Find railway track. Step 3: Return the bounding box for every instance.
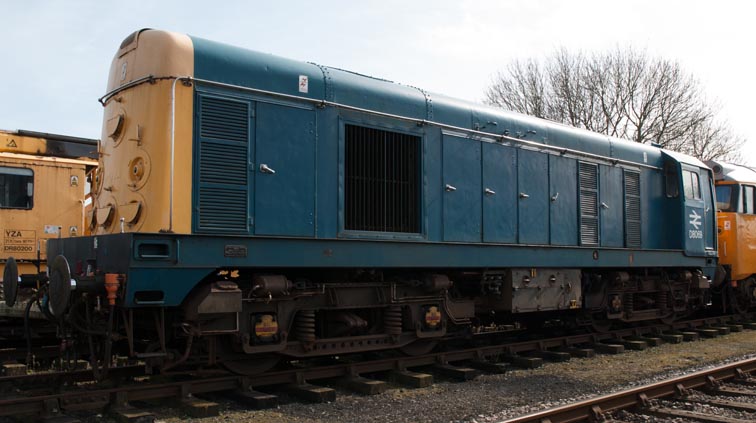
[501,356,756,422]
[1,313,754,421]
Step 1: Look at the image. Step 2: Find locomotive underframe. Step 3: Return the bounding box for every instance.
[42,233,712,372]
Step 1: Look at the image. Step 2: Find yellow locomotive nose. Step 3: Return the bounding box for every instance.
[93,29,195,235]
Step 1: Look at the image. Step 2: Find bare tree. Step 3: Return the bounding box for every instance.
[485,47,743,162]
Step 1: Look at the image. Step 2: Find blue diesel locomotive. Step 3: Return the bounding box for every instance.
[31,29,716,373]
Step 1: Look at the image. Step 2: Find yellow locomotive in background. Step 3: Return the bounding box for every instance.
[0,129,98,312]
[708,160,756,313]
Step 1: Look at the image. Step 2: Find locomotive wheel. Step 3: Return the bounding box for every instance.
[733,278,756,315]
[2,257,19,307]
[588,313,612,333]
[658,312,677,325]
[216,338,279,375]
[399,340,438,356]
[48,255,72,318]
[220,355,280,376]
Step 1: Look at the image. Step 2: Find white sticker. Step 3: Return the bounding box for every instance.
[120,62,128,81]
[724,221,731,231]
[44,225,60,235]
[298,75,309,93]
[643,152,648,163]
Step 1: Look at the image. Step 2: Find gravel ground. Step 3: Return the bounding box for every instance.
[74,329,756,423]
[650,397,755,421]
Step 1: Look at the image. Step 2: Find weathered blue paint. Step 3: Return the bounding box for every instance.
[442,134,482,242]
[254,102,316,237]
[191,35,668,170]
[48,233,717,307]
[549,155,578,246]
[600,165,624,247]
[482,142,517,243]
[517,149,549,244]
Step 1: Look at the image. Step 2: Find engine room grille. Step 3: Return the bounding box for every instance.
[579,162,599,245]
[624,170,642,247]
[345,124,420,233]
[196,94,250,233]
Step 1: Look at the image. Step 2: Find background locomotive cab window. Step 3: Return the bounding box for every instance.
[715,184,737,212]
[0,166,34,209]
[682,170,701,200]
[344,124,421,233]
[744,185,755,214]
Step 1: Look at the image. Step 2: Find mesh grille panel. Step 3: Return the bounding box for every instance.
[345,125,420,233]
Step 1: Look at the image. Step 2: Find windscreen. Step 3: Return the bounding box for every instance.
[715,184,737,212]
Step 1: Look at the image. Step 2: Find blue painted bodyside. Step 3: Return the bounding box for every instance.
[442,134,482,242]
[254,102,316,237]
[45,233,716,307]
[482,142,517,243]
[189,33,716,253]
[600,165,624,247]
[517,149,549,244]
[549,155,578,246]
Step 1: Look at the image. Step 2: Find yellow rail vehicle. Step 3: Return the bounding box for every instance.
[708,160,756,312]
[0,130,98,311]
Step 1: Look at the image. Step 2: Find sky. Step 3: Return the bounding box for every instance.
[1,0,754,164]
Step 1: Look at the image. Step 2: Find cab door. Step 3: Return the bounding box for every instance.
[700,170,716,251]
[682,165,706,256]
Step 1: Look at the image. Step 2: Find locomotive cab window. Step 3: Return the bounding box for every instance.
[715,184,738,212]
[664,163,679,198]
[344,124,421,233]
[744,185,755,214]
[682,170,701,200]
[0,166,34,209]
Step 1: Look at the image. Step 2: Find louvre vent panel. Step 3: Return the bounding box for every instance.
[625,171,640,196]
[197,188,248,231]
[196,93,250,233]
[626,221,641,247]
[199,97,249,143]
[581,218,599,245]
[199,142,248,185]
[624,170,642,247]
[345,124,420,233]
[579,163,598,190]
[625,197,641,220]
[578,162,599,245]
[580,191,598,216]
